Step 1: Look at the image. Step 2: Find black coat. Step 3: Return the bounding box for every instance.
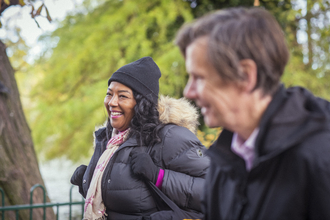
[202,85,330,220]
[76,123,209,217]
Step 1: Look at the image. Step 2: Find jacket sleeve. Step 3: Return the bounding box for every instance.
[159,125,210,212]
[306,134,330,219]
[70,165,87,197]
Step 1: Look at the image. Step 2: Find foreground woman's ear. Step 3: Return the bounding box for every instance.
[130,151,160,184]
[239,59,258,93]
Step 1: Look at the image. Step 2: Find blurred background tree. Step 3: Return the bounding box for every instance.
[0,1,55,219]
[10,0,330,163]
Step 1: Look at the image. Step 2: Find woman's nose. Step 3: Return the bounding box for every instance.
[108,95,118,106]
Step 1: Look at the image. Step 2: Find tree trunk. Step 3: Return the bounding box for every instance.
[306,0,313,69]
[0,41,55,220]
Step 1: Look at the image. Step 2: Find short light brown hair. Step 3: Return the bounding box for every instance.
[175,7,289,95]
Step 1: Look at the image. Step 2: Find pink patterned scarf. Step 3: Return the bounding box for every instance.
[83,128,130,220]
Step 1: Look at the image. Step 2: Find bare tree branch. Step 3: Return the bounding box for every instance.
[0,0,20,16]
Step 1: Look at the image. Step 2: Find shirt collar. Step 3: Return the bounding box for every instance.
[232,127,260,150]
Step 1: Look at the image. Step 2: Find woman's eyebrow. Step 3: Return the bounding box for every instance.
[118,90,131,94]
[107,88,131,94]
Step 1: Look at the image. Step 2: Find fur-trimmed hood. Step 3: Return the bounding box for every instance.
[158,95,200,134]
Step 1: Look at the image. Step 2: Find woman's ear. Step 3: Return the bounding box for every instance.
[239,59,258,93]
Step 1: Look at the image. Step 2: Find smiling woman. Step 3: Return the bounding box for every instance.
[104,82,136,132]
[70,57,209,220]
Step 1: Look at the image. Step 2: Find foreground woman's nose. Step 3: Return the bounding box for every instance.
[184,79,197,100]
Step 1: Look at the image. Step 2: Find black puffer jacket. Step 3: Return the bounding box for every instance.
[202,85,330,220]
[72,96,209,217]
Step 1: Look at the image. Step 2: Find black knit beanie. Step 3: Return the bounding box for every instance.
[108,57,161,104]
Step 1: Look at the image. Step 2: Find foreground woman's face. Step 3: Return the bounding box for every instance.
[104,81,136,131]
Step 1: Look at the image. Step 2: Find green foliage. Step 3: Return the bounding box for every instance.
[282,54,330,100]
[279,0,330,101]
[15,0,330,161]
[4,28,30,72]
[197,127,222,148]
[190,0,255,17]
[30,0,193,161]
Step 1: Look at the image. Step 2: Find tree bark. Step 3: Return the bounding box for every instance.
[0,0,20,15]
[306,0,313,69]
[0,41,55,220]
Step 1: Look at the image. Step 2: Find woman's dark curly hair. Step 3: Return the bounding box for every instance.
[102,90,165,149]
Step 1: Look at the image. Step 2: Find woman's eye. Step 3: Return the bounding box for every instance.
[106,93,112,96]
[120,95,128,98]
[194,75,202,80]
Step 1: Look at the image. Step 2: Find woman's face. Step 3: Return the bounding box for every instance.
[104,81,137,131]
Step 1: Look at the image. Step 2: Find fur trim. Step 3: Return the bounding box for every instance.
[158,95,200,134]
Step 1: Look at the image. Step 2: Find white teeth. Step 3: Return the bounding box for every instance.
[111,112,122,116]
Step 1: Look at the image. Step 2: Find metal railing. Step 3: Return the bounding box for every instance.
[0,184,84,220]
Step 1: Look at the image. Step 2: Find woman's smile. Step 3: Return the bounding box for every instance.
[110,111,123,118]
